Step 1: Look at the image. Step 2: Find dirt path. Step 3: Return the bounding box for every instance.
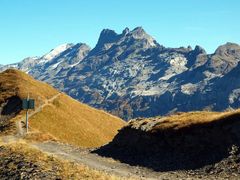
[15,120,24,136]
[1,93,61,143]
[0,92,186,179]
[0,136,182,180]
[16,93,61,135]
[0,93,200,179]
[0,135,20,144]
[31,141,187,180]
[24,93,61,120]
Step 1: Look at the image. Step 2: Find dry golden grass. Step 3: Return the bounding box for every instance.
[0,142,124,180]
[0,69,125,147]
[29,94,125,147]
[0,69,58,106]
[0,69,58,135]
[24,131,58,142]
[148,110,240,131]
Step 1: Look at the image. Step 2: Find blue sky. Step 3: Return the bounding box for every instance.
[0,0,239,65]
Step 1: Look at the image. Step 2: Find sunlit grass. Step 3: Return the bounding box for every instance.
[29,94,125,147]
[0,69,125,147]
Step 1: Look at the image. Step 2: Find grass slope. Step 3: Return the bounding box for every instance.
[129,110,240,132]
[0,69,125,147]
[0,69,58,106]
[29,93,125,147]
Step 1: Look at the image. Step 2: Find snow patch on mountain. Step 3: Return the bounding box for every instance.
[41,43,73,62]
[181,83,198,95]
[49,61,62,70]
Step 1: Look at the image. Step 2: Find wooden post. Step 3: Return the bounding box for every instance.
[22,94,35,134]
[26,93,29,133]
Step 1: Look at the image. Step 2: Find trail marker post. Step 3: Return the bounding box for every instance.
[22,94,35,133]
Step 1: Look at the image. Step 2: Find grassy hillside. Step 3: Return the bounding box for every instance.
[129,110,240,132]
[0,69,59,135]
[96,110,240,178]
[0,69,125,147]
[29,93,125,147]
[0,69,58,106]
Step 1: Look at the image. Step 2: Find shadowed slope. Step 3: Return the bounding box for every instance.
[95,110,240,175]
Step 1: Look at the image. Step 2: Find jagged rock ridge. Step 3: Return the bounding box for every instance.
[1,27,240,120]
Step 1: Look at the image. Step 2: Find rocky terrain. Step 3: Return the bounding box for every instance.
[95,110,240,179]
[1,27,240,120]
[0,142,124,180]
[0,145,58,179]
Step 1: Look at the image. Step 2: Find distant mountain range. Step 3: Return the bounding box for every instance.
[1,27,240,120]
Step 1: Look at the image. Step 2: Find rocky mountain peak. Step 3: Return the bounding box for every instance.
[131,26,145,34]
[130,27,148,38]
[92,27,158,54]
[128,27,157,47]
[214,42,240,57]
[122,27,130,36]
[42,43,74,61]
[97,29,119,45]
[193,45,206,54]
[90,29,120,54]
[206,42,240,75]
[67,43,91,62]
[187,45,193,51]
[73,43,91,50]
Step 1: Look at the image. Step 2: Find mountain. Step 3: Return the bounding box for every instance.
[0,69,125,147]
[1,27,240,120]
[95,110,240,178]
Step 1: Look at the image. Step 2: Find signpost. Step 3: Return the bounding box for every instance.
[22,94,35,133]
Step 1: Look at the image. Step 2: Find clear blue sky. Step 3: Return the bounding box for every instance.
[0,0,239,65]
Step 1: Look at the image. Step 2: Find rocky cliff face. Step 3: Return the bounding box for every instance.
[1,27,240,120]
